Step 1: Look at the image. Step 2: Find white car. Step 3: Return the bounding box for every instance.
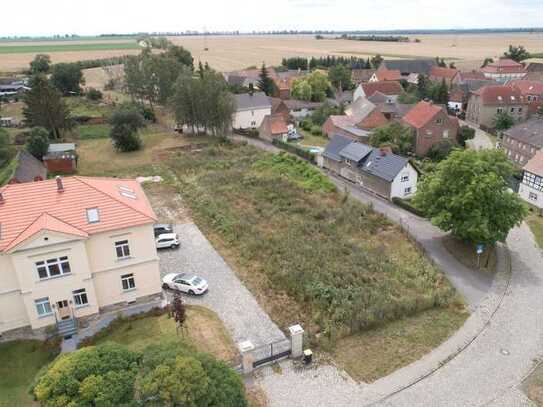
[156,233,180,249]
[162,273,208,295]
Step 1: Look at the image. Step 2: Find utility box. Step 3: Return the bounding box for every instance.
[288,324,304,358]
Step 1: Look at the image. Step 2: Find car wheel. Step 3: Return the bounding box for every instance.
[170,244,177,249]
[188,290,195,295]
[162,283,169,290]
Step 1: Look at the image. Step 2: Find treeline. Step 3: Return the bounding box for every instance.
[282,55,379,70]
[338,34,410,42]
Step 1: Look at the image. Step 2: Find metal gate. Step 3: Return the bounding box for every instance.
[252,338,291,368]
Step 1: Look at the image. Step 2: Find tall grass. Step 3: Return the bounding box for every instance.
[170,142,456,334]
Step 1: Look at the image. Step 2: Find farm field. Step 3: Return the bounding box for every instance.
[1,33,543,72]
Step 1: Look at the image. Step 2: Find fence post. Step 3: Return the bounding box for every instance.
[288,324,304,358]
[238,340,255,374]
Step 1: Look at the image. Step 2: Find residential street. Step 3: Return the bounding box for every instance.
[461,120,496,150]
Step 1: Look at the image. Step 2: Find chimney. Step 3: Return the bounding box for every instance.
[0,191,4,204]
[56,176,64,192]
[380,146,392,156]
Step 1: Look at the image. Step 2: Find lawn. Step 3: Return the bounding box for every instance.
[0,42,141,54]
[82,306,238,362]
[65,97,109,118]
[294,128,329,148]
[527,213,543,249]
[167,141,459,341]
[76,123,111,139]
[332,305,467,382]
[0,340,60,407]
[0,101,25,121]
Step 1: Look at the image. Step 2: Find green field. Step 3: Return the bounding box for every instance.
[0,42,141,54]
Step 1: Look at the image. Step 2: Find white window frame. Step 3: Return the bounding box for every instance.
[35,297,53,317]
[73,288,89,308]
[35,256,71,280]
[401,174,409,182]
[115,240,131,260]
[404,187,412,196]
[86,208,100,223]
[121,273,136,291]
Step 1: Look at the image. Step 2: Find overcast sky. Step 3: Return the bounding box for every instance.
[1,0,542,37]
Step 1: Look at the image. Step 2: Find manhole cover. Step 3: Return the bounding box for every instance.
[500,348,510,356]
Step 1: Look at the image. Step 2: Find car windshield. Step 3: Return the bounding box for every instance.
[192,277,202,285]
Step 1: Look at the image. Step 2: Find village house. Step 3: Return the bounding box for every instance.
[466,85,528,130]
[320,135,418,200]
[452,70,488,85]
[322,115,371,141]
[501,117,543,166]
[351,69,376,85]
[353,81,403,103]
[273,70,307,100]
[259,114,293,142]
[448,89,464,114]
[232,92,272,130]
[7,150,47,184]
[480,58,526,83]
[507,80,543,116]
[370,59,436,83]
[429,66,459,86]
[402,101,459,157]
[518,150,543,209]
[0,176,162,338]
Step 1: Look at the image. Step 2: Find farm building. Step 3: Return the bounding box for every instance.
[43,143,77,174]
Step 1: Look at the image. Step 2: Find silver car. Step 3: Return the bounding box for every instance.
[162,273,209,295]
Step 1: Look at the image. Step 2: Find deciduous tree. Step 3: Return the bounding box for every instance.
[328,64,352,91]
[504,45,530,62]
[458,125,476,147]
[50,63,85,95]
[369,122,413,155]
[413,149,527,245]
[29,54,51,74]
[25,127,50,159]
[494,111,515,131]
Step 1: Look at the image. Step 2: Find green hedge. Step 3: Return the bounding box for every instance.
[392,197,426,217]
[272,138,316,163]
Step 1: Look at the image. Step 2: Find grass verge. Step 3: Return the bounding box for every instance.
[0,340,60,407]
[76,123,111,140]
[442,235,497,273]
[527,213,543,249]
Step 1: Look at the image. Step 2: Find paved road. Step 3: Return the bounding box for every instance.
[158,223,285,348]
[461,120,496,150]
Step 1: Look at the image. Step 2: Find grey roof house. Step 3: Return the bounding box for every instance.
[321,135,419,200]
[232,92,272,130]
[380,59,436,76]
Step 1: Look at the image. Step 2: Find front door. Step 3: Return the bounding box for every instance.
[57,300,71,320]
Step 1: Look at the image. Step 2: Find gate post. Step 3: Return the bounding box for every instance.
[238,340,255,374]
[288,324,304,358]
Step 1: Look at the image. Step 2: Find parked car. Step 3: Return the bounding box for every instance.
[162,273,209,295]
[154,224,173,237]
[155,233,180,249]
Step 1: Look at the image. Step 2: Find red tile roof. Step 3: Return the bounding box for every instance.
[269,115,289,134]
[458,71,487,81]
[358,109,389,130]
[429,66,458,80]
[362,81,403,97]
[507,80,543,96]
[375,67,401,81]
[480,58,526,74]
[524,150,543,176]
[449,89,465,103]
[0,176,157,252]
[473,85,525,105]
[402,101,442,129]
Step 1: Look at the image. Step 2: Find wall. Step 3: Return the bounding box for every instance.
[502,135,539,166]
[519,183,543,209]
[233,107,271,129]
[43,157,76,174]
[414,109,459,156]
[467,95,528,128]
[390,163,418,199]
[0,254,29,334]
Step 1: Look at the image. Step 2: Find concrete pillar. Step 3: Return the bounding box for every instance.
[289,324,304,358]
[238,340,255,374]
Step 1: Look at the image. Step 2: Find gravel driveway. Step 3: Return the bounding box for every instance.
[158,223,286,348]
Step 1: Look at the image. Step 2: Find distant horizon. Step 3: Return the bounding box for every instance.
[2,27,543,40]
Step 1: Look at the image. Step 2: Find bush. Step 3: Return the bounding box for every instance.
[300,119,312,131]
[392,197,426,217]
[310,125,322,136]
[427,139,456,161]
[25,127,50,160]
[110,123,142,152]
[86,87,103,101]
[271,138,316,163]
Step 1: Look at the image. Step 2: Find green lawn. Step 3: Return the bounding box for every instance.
[77,124,111,140]
[293,128,329,148]
[0,42,140,54]
[0,340,59,407]
[65,97,109,118]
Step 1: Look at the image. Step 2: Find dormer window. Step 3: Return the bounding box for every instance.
[86,208,100,223]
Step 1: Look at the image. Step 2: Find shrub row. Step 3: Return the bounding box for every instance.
[392,197,426,217]
[272,138,316,163]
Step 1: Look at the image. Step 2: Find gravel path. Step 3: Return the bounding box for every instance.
[461,120,496,150]
[158,223,286,348]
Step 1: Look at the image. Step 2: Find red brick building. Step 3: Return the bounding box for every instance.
[507,80,543,116]
[402,101,459,156]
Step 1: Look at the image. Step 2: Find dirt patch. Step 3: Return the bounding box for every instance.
[246,385,269,407]
[144,182,191,224]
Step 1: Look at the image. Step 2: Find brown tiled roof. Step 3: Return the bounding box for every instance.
[480,58,525,74]
[507,80,543,96]
[361,81,403,97]
[402,101,442,129]
[458,71,487,81]
[524,72,543,82]
[357,109,389,130]
[375,67,402,81]
[268,115,289,135]
[429,66,458,80]
[473,85,525,105]
[524,150,543,176]
[449,89,465,103]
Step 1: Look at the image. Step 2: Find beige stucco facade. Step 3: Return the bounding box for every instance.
[0,223,161,335]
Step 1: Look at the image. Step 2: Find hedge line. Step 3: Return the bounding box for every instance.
[271,138,316,163]
[392,197,426,217]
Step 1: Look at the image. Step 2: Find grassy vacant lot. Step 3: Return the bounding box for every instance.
[65,96,109,118]
[0,42,140,54]
[293,128,329,148]
[83,306,238,362]
[76,123,111,139]
[0,340,59,407]
[527,213,543,249]
[168,142,458,338]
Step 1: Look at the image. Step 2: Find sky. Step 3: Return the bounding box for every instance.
[1,0,542,37]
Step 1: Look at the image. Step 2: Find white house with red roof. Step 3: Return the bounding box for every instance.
[519,150,543,209]
[480,58,526,83]
[0,176,162,338]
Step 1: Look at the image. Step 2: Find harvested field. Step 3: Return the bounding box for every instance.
[2,33,543,72]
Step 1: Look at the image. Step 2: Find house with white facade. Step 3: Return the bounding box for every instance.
[233,92,272,130]
[320,135,418,200]
[519,150,543,209]
[0,176,162,339]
